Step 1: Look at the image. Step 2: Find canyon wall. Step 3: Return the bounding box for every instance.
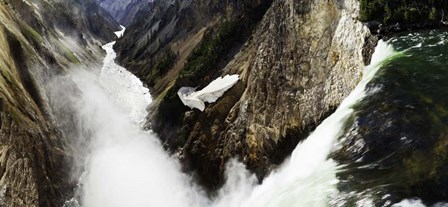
[0,0,119,206]
[96,0,154,26]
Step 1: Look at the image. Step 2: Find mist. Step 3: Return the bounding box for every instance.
[51,67,259,207]
[50,40,209,207]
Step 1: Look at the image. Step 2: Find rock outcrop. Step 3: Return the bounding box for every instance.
[0,0,119,206]
[116,0,374,190]
[114,0,272,90]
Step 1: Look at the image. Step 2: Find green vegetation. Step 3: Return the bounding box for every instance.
[162,18,248,103]
[144,49,176,86]
[360,0,448,25]
[162,0,273,102]
[178,20,239,84]
[63,48,80,64]
[19,22,43,45]
[156,19,242,128]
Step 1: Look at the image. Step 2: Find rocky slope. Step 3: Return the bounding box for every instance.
[116,0,375,190]
[96,0,153,26]
[0,0,119,206]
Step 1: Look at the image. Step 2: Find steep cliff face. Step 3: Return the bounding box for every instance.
[177,0,374,189]
[115,0,272,92]
[116,0,374,190]
[96,0,153,26]
[0,0,119,206]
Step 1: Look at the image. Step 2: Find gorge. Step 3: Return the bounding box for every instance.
[60,26,394,207]
[0,0,448,206]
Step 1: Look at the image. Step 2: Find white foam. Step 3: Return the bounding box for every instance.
[99,41,152,124]
[392,199,426,207]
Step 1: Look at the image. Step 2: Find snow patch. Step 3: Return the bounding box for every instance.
[177,74,239,111]
[114,26,126,38]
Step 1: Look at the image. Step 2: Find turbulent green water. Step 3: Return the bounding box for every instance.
[334,30,448,206]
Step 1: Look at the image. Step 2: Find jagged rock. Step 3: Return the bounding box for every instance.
[181,0,372,188]
[116,0,374,190]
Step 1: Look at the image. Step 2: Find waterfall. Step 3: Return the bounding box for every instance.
[59,27,397,206]
[211,40,396,207]
[231,40,397,207]
[77,42,208,207]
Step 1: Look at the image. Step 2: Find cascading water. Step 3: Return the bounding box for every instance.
[58,27,445,207]
[76,48,207,207]
[58,28,208,207]
[333,31,448,206]
[230,40,397,207]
